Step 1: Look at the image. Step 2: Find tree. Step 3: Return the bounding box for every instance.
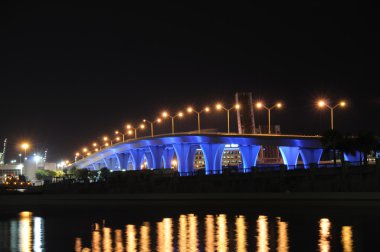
[76,168,89,181]
[337,133,356,166]
[99,167,110,181]
[320,129,342,167]
[88,170,99,182]
[355,131,378,166]
[35,169,56,181]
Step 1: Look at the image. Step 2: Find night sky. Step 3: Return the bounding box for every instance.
[2,2,379,162]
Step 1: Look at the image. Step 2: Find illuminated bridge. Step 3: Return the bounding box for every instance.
[73,133,364,175]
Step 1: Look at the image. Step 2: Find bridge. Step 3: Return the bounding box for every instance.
[74,132,363,175]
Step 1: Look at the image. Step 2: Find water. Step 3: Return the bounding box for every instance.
[0,202,379,251]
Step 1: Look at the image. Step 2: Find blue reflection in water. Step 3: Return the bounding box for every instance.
[0,211,45,252]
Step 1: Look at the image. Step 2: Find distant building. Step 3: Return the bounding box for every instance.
[256,125,282,164]
[194,144,242,169]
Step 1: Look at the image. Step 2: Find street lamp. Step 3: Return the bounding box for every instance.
[162,111,184,134]
[115,130,125,142]
[187,106,210,133]
[256,102,282,134]
[215,103,240,134]
[18,153,22,163]
[21,143,30,160]
[126,124,145,139]
[317,100,346,130]
[143,118,162,137]
[103,136,113,146]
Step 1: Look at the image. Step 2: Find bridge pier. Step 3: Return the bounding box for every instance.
[149,146,166,169]
[239,145,261,172]
[129,149,146,170]
[115,153,129,170]
[162,148,175,168]
[279,146,300,169]
[299,148,323,168]
[172,143,196,175]
[200,143,225,175]
[344,151,362,164]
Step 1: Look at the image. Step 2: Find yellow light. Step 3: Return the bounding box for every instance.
[95,148,99,151]
[82,148,88,153]
[103,136,108,141]
[87,152,91,156]
[21,143,29,150]
[162,112,168,118]
[116,137,120,141]
[256,102,263,108]
[65,160,69,164]
[157,118,162,123]
[143,119,147,122]
[277,103,282,108]
[172,160,177,166]
[178,112,183,117]
[318,100,325,107]
[75,152,80,156]
[340,101,346,107]
[205,107,210,112]
[128,130,133,135]
[216,103,222,110]
[115,130,119,134]
[126,124,132,129]
[187,107,193,113]
[140,124,145,129]
[105,143,109,147]
[235,104,240,109]
[93,143,97,147]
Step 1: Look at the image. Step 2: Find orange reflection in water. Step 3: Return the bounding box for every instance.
[216,214,229,252]
[178,215,187,252]
[19,211,32,252]
[235,215,247,252]
[126,224,137,252]
[205,215,215,252]
[188,214,199,252]
[157,218,173,252]
[319,218,331,252]
[277,217,289,252]
[92,224,101,252]
[115,229,124,252]
[140,222,150,252]
[341,226,353,252]
[74,237,82,252]
[103,227,112,252]
[256,215,269,252]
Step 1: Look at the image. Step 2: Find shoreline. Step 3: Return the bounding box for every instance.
[2,192,380,207]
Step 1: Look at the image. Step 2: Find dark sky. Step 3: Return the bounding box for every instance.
[2,1,379,162]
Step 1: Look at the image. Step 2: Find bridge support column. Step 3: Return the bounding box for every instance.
[299,148,323,168]
[279,146,300,169]
[239,145,261,172]
[103,158,112,170]
[172,143,194,175]
[129,149,145,170]
[149,146,165,169]
[200,144,225,175]
[116,153,129,170]
[163,148,175,168]
[344,151,362,163]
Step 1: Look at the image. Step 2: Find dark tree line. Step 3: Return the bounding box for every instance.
[320,130,379,166]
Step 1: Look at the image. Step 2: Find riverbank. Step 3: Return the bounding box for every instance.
[2,192,380,208]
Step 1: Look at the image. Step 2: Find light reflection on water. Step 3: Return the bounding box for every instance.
[75,213,354,252]
[0,210,356,251]
[0,211,45,252]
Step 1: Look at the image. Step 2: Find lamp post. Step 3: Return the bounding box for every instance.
[187,106,210,133]
[18,153,22,163]
[162,111,184,134]
[126,124,145,139]
[21,143,29,160]
[103,136,113,146]
[215,103,240,134]
[115,130,125,142]
[142,118,162,137]
[256,102,282,134]
[318,100,346,130]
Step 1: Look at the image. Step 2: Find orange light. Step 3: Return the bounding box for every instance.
[216,103,223,110]
[162,112,168,118]
[187,107,193,113]
[340,101,346,107]
[256,102,263,109]
[318,100,325,107]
